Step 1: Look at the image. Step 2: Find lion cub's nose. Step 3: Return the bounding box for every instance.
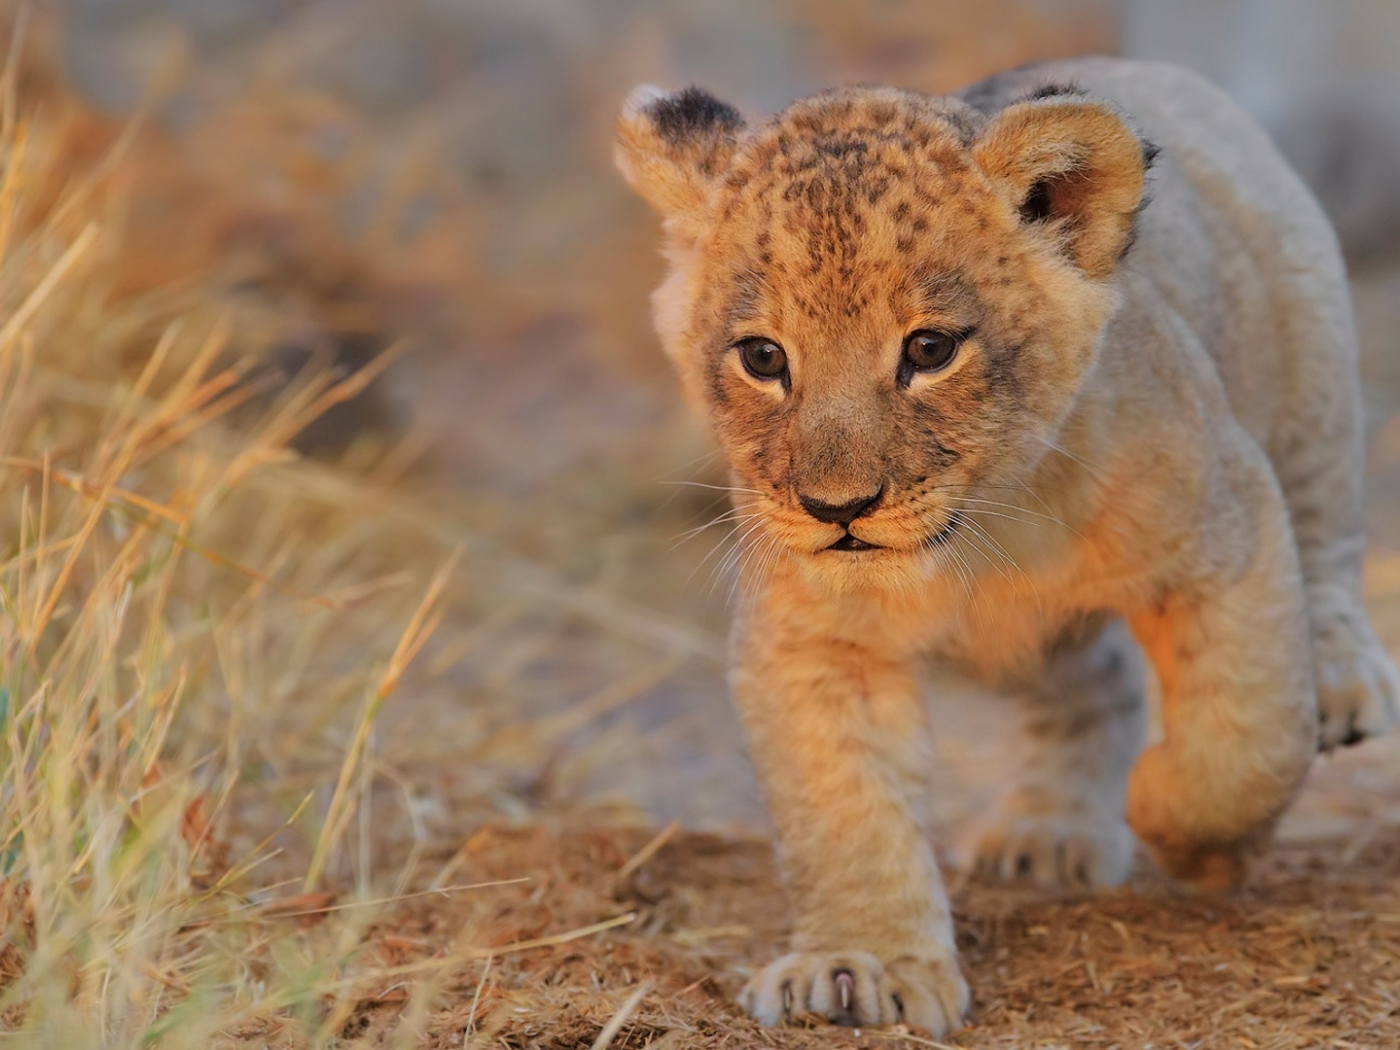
[799,488,883,526]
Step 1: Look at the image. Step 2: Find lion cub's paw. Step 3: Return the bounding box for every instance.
[1314,622,1400,749]
[1125,744,1264,892]
[740,950,968,1035]
[958,797,1134,889]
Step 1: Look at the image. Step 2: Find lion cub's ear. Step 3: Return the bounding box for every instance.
[973,95,1150,278]
[614,85,746,219]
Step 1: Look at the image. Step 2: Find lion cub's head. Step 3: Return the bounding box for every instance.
[616,83,1149,575]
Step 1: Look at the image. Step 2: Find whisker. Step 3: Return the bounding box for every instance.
[679,490,734,523]
[729,529,772,610]
[750,536,788,616]
[724,541,762,608]
[918,480,1077,518]
[943,540,980,604]
[1039,435,1110,484]
[945,496,1064,527]
[955,516,1017,582]
[960,501,1083,542]
[669,508,762,549]
[688,515,764,589]
[730,520,785,608]
[659,479,763,495]
[924,527,974,603]
[644,446,724,483]
[957,517,1044,614]
[708,517,770,596]
[953,506,1057,533]
[708,518,765,585]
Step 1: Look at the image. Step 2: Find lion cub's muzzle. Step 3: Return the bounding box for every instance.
[797,486,886,551]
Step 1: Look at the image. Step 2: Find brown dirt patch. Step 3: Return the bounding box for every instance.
[328,825,1400,1048]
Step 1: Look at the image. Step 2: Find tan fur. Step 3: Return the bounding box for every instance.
[616,58,1400,1036]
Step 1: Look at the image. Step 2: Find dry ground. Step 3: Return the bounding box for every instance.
[332,823,1400,1049]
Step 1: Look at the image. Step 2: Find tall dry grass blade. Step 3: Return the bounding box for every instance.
[303,547,461,891]
[0,458,189,525]
[0,221,98,353]
[0,4,26,139]
[0,121,27,263]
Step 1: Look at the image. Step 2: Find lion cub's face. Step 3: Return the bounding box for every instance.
[617,85,1147,572]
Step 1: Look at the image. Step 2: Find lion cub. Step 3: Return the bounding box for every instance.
[615,57,1399,1036]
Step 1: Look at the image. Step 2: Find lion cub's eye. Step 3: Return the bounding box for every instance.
[735,337,789,382]
[899,329,965,385]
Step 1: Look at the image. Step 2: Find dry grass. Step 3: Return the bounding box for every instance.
[0,15,739,1046]
[3,4,1400,1048]
[0,26,491,1047]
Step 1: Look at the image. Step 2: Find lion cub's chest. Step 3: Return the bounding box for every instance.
[925,505,1162,675]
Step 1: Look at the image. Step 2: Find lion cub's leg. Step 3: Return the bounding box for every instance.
[732,611,968,1036]
[1264,284,1399,748]
[1307,567,1400,749]
[1279,452,1400,749]
[1126,472,1317,890]
[959,617,1146,889]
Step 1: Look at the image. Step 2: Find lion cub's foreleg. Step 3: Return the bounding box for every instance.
[1125,460,1317,891]
[732,604,968,1035]
[960,616,1146,888]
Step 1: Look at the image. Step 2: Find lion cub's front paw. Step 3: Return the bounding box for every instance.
[1125,743,1264,892]
[1314,621,1400,749]
[740,950,969,1035]
[959,803,1135,889]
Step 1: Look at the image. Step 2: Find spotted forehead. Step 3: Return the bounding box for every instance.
[729,92,978,198]
[712,92,994,322]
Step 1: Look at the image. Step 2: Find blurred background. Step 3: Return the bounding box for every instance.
[38,0,1400,832]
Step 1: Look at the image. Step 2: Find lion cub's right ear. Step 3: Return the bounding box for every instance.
[973,94,1149,279]
[614,85,746,219]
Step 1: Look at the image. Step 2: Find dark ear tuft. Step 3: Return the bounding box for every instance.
[615,84,747,219]
[1141,139,1162,171]
[1025,82,1081,102]
[650,87,744,147]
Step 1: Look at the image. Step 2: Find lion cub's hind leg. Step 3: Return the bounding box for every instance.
[1274,421,1400,749]
[957,617,1147,889]
[1262,267,1400,748]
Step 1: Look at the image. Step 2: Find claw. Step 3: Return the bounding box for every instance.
[835,969,854,1012]
[781,979,793,1015]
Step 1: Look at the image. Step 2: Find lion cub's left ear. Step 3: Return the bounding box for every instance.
[973,95,1150,279]
[614,85,746,221]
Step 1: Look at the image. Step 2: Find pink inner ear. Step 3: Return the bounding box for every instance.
[1011,159,1141,276]
[1040,168,1100,227]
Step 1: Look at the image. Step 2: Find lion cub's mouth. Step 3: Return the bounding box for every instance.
[820,512,962,554]
[826,533,882,552]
